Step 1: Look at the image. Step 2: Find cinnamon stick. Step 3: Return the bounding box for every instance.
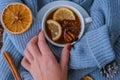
[3,51,22,80]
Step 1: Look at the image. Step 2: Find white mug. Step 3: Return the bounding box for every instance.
[42,5,92,47]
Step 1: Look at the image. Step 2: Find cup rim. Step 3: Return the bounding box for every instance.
[42,5,85,47]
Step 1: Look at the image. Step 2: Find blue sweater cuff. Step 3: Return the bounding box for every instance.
[86,25,115,68]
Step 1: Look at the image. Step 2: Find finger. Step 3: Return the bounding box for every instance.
[26,36,41,58]
[60,43,71,72]
[38,31,55,58]
[24,48,34,63]
[21,57,31,71]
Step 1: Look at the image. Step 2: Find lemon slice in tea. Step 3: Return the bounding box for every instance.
[53,7,75,21]
[47,20,62,41]
[1,3,32,34]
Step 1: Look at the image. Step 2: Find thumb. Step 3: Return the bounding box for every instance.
[60,43,71,72]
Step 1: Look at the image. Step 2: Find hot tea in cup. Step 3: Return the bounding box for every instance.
[42,5,92,47]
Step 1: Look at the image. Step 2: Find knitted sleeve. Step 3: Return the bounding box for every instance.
[0,31,33,80]
[69,0,116,69]
[69,25,115,69]
[0,32,22,79]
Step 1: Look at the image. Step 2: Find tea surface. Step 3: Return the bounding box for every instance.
[45,7,81,44]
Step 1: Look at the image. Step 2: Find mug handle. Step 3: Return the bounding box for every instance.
[84,17,92,24]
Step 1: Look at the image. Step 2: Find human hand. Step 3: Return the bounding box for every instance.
[21,30,71,80]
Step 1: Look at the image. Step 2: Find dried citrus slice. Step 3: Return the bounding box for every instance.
[47,20,62,41]
[1,3,32,34]
[53,7,75,21]
[81,76,93,80]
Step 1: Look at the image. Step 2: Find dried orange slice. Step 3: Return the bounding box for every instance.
[1,3,32,34]
[81,76,93,80]
[53,7,75,21]
[47,20,62,41]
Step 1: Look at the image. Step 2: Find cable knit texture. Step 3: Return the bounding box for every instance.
[0,0,120,80]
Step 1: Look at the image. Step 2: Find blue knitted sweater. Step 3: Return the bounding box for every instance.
[0,0,120,80]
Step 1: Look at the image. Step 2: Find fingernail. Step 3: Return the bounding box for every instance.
[39,29,41,33]
[67,44,72,50]
[38,29,41,35]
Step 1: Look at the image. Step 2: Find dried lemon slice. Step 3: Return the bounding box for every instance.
[47,20,62,41]
[53,7,75,21]
[1,3,32,34]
